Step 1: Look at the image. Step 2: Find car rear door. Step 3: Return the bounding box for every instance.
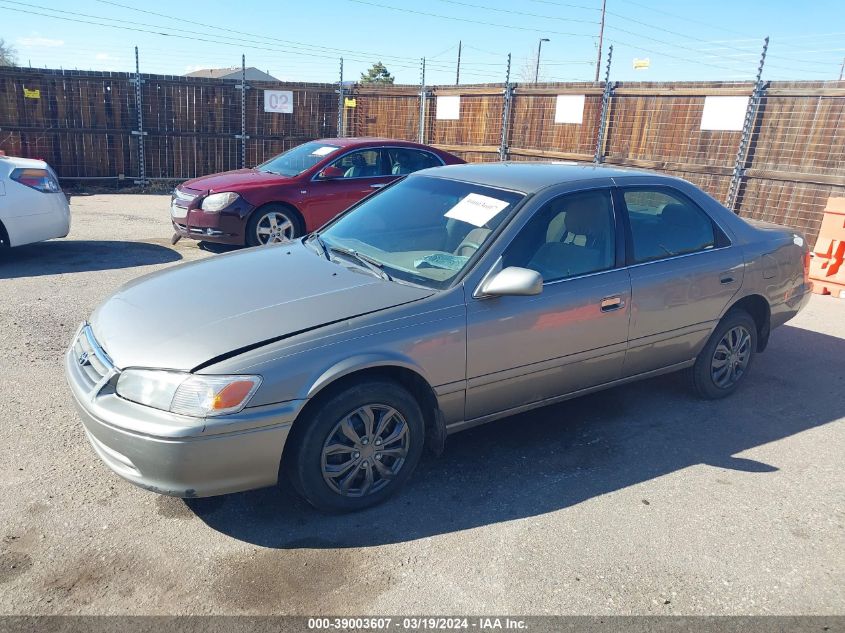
[464,185,632,422]
[617,183,744,377]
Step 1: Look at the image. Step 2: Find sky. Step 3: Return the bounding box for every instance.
[1,0,844,85]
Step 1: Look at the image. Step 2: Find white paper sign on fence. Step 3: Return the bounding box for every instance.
[554,95,585,124]
[700,96,748,131]
[264,90,293,114]
[436,95,461,120]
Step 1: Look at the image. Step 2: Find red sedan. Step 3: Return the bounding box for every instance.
[170,138,464,246]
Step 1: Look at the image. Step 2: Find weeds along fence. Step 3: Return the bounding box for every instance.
[1,65,843,244]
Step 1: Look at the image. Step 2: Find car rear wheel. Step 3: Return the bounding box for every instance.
[246,204,302,247]
[286,380,425,512]
[691,309,757,399]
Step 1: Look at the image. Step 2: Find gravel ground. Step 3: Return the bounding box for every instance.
[0,194,842,615]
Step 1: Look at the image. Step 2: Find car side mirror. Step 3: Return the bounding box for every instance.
[480,267,543,297]
[318,166,345,180]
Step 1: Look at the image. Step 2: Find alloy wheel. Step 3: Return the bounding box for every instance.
[710,325,752,389]
[255,211,294,244]
[320,404,410,498]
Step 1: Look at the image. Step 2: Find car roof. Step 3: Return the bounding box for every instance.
[414,161,671,193]
[315,137,438,150]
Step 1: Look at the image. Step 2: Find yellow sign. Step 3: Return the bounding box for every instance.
[23,88,41,99]
[344,97,357,108]
[633,58,650,70]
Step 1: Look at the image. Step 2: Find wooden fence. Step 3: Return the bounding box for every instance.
[1,66,843,244]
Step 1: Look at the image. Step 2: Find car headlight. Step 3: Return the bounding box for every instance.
[115,369,261,417]
[201,192,239,212]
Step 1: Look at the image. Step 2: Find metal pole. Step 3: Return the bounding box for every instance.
[594,44,613,164]
[419,57,426,144]
[726,37,769,211]
[456,40,461,86]
[839,57,844,81]
[240,54,247,168]
[499,53,512,161]
[594,0,607,82]
[337,57,344,137]
[534,38,549,85]
[131,46,147,186]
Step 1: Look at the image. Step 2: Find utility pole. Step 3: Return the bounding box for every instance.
[419,57,427,144]
[456,40,462,85]
[839,57,844,81]
[535,38,549,84]
[594,0,607,82]
[337,57,344,137]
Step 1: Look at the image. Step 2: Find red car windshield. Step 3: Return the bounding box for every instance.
[256,141,341,177]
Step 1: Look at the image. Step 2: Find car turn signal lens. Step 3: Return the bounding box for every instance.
[212,380,259,411]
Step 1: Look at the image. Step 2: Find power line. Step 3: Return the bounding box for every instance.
[430,0,599,25]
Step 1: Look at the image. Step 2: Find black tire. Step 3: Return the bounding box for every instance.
[286,380,425,513]
[691,309,758,400]
[245,204,303,247]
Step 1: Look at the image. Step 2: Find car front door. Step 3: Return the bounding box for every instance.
[464,187,632,422]
[299,149,396,228]
[618,184,745,377]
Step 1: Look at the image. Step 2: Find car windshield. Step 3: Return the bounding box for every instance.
[316,175,525,289]
[256,141,341,176]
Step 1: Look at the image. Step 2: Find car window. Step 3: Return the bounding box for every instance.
[328,149,388,178]
[503,189,616,282]
[317,175,524,289]
[623,189,716,263]
[255,141,341,176]
[385,148,443,175]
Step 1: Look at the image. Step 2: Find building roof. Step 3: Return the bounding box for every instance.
[184,67,279,82]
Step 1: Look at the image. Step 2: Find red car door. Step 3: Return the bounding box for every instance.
[299,149,397,229]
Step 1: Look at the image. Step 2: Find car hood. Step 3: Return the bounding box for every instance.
[90,242,434,372]
[181,168,292,193]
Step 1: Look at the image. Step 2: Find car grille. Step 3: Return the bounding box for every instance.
[71,324,115,391]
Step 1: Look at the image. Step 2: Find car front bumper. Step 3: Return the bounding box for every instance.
[170,192,254,245]
[64,327,303,497]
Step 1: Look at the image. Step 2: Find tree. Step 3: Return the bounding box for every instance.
[0,38,17,67]
[360,61,394,84]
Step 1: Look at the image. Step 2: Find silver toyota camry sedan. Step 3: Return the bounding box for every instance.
[65,163,812,512]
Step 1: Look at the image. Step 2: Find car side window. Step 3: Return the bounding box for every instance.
[503,189,616,282]
[623,188,716,263]
[386,149,442,175]
[328,150,387,178]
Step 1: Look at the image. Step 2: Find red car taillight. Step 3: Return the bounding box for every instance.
[10,167,62,193]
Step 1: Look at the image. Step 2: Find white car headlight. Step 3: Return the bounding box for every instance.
[115,370,261,417]
[201,192,239,212]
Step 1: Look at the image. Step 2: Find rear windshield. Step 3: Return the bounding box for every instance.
[256,141,341,177]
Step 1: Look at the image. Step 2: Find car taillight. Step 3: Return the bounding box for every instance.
[10,168,62,193]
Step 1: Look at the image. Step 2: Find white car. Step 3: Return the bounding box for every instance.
[0,154,70,248]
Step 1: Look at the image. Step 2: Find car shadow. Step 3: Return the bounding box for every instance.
[0,240,182,279]
[187,324,844,548]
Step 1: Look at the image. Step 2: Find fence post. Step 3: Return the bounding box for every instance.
[419,57,427,144]
[499,53,513,161]
[235,54,250,169]
[130,46,148,186]
[594,44,613,164]
[337,57,344,137]
[726,37,769,212]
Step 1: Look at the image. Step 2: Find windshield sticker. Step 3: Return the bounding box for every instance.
[311,146,338,157]
[414,253,470,271]
[444,193,510,227]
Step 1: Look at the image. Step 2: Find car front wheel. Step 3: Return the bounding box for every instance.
[286,380,425,512]
[246,205,302,246]
[691,309,757,399]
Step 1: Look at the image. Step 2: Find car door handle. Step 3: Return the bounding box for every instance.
[370,183,387,189]
[600,296,625,312]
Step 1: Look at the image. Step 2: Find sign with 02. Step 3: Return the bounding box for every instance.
[264,90,293,114]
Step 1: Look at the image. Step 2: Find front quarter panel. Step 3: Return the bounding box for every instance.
[202,289,468,423]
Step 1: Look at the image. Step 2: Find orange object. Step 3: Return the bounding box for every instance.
[809,197,845,298]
